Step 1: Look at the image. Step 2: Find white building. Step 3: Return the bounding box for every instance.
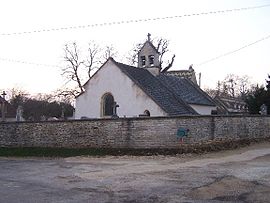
[75,36,216,119]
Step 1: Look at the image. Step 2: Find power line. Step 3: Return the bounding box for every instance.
[0,57,61,68]
[1,4,270,36]
[2,32,270,68]
[197,33,270,66]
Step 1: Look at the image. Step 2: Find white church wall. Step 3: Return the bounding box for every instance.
[75,59,167,119]
[190,104,216,115]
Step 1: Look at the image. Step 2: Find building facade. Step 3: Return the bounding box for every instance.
[75,36,216,119]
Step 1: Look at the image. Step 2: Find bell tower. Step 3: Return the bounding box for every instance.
[138,34,161,76]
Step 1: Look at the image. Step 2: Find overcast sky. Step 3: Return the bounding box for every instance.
[0,0,270,95]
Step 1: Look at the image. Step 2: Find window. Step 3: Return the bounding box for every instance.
[149,55,154,66]
[101,93,114,116]
[144,110,150,116]
[140,56,146,66]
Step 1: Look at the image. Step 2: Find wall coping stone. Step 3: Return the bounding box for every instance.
[0,115,269,125]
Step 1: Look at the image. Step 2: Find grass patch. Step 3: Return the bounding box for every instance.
[0,138,269,157]
[0,147,108,157]
[0,147,189,157]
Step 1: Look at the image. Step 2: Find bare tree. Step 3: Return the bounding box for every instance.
[204,80,228,98]
[224,74,238,98]
[238,75,251,96]
[128,42,144,66]
[156,38,169,68]
[8,88,28,100]
[222,74,252,98]
[267,74,270,91]
[84,42,100,79]
[84,43,118,78]
[35,93,54,103]
[203,87,219,98]
[209,74,252,98]
[54,88,77,105]
[101,45,118,64]
[62,42,118,97]
[62,42,85,93]
[161,54,175,73]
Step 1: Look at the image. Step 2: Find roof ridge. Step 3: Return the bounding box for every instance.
[114,60,137,69]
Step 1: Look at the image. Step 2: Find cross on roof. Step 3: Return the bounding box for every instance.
[147,33,151,41]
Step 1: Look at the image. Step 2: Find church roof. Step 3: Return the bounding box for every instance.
[157,74,215,106]
[113,60,206,115]
[138,40,159,55]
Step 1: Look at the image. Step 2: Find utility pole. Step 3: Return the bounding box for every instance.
[199,73,202,87]
[61,105,65,120]
[1,91,7,122]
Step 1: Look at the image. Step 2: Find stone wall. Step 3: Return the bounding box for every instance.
[0,115,269,148]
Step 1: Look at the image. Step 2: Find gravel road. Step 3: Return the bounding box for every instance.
[0,142,270,203]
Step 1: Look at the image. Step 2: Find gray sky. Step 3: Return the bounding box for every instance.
[0,0,270,94]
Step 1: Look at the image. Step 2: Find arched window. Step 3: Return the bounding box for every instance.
[148,55,154,66]
[101,93,114,116]
[144,110,150,117]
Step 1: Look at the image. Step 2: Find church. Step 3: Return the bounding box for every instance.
[75,36,216,119]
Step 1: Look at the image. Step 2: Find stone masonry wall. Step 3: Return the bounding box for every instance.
[0,115,269,148]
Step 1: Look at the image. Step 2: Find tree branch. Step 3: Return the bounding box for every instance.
[161,54,175,73]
